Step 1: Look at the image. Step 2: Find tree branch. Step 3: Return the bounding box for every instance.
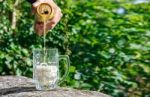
[12,0,19,30]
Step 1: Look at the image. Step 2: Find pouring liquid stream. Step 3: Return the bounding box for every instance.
[36,3,55,63]
[43,19,47,63]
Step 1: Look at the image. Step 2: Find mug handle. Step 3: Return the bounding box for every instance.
[58,55,70,84]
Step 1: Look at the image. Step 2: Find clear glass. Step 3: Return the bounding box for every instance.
[33,48,70,90]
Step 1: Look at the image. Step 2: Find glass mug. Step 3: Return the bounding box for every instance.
[33,48,70,90]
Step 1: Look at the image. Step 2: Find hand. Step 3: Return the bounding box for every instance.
[32,0,62,35]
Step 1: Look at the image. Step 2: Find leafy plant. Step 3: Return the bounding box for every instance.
[0,0,150,97]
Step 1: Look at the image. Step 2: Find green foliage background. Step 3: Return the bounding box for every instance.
[0,0,150,97]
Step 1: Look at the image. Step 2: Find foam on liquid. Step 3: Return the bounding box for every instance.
[36,63,58,86]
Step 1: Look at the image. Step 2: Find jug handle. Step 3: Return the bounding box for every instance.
[58,55,70,84]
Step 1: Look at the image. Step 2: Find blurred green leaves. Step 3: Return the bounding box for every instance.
[0,0,150,97]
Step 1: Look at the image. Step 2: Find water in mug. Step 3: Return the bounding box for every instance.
[35,62,58,89]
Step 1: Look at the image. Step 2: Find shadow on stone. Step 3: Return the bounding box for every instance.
[0,87,37,96]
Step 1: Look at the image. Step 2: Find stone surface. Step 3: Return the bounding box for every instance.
[0,76,110,97]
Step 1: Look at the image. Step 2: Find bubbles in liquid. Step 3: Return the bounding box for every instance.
[40,62,48,66]
[35,62,58,87]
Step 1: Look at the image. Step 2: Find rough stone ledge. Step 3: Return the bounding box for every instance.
[0,76,110,97]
